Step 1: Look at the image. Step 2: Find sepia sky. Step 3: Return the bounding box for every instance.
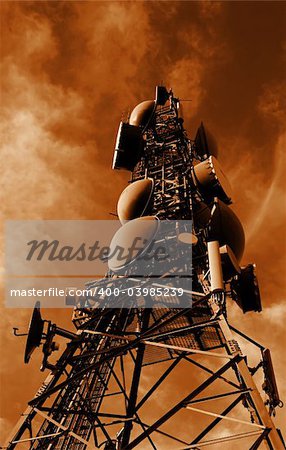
[1,0,286,444]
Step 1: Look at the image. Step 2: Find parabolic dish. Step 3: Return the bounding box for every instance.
[209,199,245,262]
[193,156,233,205]
[108,216,159,272]
[24,301,44,364]
[129,100,155,128]
[117,178,154,224]
[194,122,218,159]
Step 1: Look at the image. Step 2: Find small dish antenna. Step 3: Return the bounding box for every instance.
[13,301,76,369]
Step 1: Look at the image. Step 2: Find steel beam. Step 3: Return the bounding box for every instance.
[125,355,241,449]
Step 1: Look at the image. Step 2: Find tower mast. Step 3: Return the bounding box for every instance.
[4,86,285,450]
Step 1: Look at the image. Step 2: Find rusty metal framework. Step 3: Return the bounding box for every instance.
[3,87,285,450]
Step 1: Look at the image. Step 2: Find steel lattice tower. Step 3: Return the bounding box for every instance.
[3,86,285,450]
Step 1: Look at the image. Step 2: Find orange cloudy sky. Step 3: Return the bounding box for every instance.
[0,0,286,443]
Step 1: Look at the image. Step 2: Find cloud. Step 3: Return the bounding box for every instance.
[258,81,286,126]
[263,302,286,326]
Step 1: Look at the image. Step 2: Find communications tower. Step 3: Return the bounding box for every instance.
[3,86,285,449]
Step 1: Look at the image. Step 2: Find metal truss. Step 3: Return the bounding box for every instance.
[3,87,285,450]
[3,297,285,449]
